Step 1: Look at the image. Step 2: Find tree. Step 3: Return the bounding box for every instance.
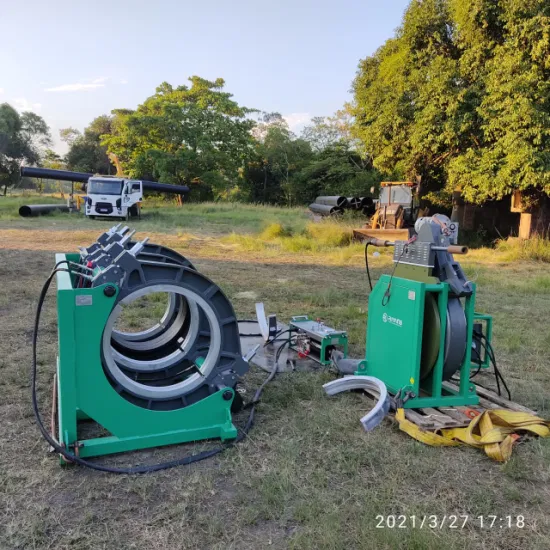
[298,143,381,200]
[447,0,550,203]
[62,115,113,174]
[297,113,380,201]
[244,113,314,205]
[350,0,550,206]
[59,127,80,146]
[301,116,348,152]
[43,149,65,169]
[0,103,51,195]
[103,77,256,199]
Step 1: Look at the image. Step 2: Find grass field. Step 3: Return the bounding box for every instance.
[0,197,549,549]
[0,195,311,235]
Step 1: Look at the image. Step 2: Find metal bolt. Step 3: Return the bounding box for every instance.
[222,390,233,401]
[104,285,116,297]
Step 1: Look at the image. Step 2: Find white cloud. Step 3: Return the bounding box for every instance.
[0,88,4,94]
[45,77,108,92]
[14,98,42,112]
[119,79,128,85]
[283,112,311,132]
[45,82,104,92]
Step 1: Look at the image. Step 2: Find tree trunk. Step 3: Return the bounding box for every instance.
[451,190,464,224]
[519,213,532,239]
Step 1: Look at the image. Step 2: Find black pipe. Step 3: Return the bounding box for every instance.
[359,197,374,209]
[19,204,71,217]
[141,181,189,194]
[359,197,376,217]
[21,166,92,183]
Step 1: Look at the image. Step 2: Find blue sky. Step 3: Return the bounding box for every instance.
[1,0,409,153]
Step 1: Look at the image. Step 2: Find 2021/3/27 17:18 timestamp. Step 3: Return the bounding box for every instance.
[375,515,526,529]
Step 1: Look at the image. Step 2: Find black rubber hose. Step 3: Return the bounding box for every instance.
[364,242,373,291]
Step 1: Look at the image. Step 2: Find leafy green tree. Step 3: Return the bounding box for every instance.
[447,0,550,203]
[43,149,65,169]
[62,115,113,174]
[103,77,256,199]
[59,127,80,146]
[244,113,313,204]
[0,103,51,195]
[350,0,550,206]
[298,142,381,200]
[301,116,348,152]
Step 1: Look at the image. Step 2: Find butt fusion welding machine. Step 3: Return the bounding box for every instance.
[44,225,252,464]
[34,214,495,471]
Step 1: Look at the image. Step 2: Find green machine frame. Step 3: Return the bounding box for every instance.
[355,274,490,409]
[55,253,237,460]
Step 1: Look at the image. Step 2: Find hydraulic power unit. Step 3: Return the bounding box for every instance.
[357,215,493,409]
[288,316,348,365]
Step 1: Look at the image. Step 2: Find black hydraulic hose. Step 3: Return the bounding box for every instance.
[364,242,373,291]
[467,335,511,401]
[31,270,278,474]
[264,328,293,347]
[482,337,511,401]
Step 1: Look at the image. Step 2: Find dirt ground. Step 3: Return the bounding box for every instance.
[1,228,549,550]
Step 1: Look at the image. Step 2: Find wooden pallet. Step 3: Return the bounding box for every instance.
[359,382,539,431]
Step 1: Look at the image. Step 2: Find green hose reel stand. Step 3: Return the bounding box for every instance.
[357,215,493,409]
[54,232,249,461]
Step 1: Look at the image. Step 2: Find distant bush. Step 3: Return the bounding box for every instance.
[305,221,352,247]
[223,218,355,254]
[260,223,291,240]
[495,236,550,263]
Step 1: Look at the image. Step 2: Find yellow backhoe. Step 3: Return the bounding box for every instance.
[353,181,427,241]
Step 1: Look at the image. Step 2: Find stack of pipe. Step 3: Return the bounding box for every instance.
[309,195,376,217]
[309,196,346,216]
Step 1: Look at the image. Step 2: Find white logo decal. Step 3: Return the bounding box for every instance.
[382,313,403,327]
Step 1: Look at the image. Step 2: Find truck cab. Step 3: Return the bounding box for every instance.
[86,177,143,220]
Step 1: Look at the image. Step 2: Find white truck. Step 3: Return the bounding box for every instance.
[85,176,143,220]
[20,166,189,220]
